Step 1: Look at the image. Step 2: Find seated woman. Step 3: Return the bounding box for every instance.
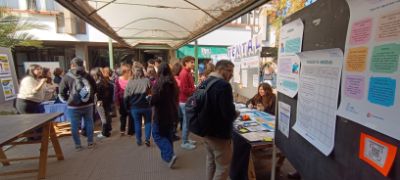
[246,83,276,115]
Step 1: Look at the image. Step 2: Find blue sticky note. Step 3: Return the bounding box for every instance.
[282,80,298,91]
[368,77,396,107]
[285,38,301,53]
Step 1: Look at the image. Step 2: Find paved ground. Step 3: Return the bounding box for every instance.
[0,118,297,180]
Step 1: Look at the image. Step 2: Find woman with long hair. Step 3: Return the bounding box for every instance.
[151,62,179,168]
[124,66,152,146]
[246,83,276,115]
[16,64,47,113]
[115,61,135,136]
[42,68,57,101]
[91,67,114,137]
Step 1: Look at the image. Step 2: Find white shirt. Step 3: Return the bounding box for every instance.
[17,76,45,103]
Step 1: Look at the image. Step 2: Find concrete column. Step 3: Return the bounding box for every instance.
[108,38,114,69]
[168,49,179,66]
[75,43,89,71]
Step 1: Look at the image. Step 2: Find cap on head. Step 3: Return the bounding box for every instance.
[71,57,84,67]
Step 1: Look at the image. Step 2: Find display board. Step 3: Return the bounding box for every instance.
[0,47,19,103]
[275,0,400,179]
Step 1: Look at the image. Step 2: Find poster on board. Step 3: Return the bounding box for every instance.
[0,54,11,77]
[1,77,16,101]
[292,48,343,156]
[277,18,304,98]
[337,0,400,141]
[278,101,291,138]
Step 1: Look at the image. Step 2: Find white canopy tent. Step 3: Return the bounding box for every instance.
[56,0,268,49]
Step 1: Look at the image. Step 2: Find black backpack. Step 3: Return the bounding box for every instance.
[66,72,92,105]
[186,78,219,137]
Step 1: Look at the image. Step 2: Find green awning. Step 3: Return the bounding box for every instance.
[176,45,227,59]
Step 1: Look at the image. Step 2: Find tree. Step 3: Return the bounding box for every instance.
[0,7,47,48]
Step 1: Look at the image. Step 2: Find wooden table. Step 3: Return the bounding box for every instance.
[0,113,65,179]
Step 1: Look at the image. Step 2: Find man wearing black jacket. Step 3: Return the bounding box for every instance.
[201,60,238,180]
[59,57,96,150]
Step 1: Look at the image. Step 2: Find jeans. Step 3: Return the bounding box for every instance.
[203,136,232,180]
[179,103,190,143]
[66,105,94,146]
[152,122,174,162]
[130,108,152,143]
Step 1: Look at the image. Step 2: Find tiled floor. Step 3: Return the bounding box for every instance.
[0,119,297,180]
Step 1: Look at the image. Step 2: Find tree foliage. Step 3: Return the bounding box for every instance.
[0,7,47,48]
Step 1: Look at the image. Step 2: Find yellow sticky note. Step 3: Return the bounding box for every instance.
[239,129,248,133]
[263,137,273,142]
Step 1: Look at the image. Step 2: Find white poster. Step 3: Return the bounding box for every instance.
[233,62,241,83]
[292,48,343,156]
[0,54,11,77]
[277,18,304,98]
[253,74,259,87]
[337,0,400,140]
[241,69,248,88]
[1,77,16,101]
[278,101,291,138]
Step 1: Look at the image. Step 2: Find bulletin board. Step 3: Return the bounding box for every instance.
[275,0,400,179]
[231,55,261,99]
[0,47,19,103]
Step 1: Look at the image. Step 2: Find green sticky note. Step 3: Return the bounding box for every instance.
[263,137,273,142]
[239,129,249,133]
[370,43,400,73]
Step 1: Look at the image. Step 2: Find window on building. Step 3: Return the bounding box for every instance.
[27,0,39,11]
[45,0,56,11]
[75,17,86,34]
[0,0,19,9]
[56,13,65,33]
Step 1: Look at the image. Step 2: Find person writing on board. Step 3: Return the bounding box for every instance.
[246,83,276,115]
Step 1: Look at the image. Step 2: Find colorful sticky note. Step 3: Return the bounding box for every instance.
[368,77,396,107]
[359,133,397,176]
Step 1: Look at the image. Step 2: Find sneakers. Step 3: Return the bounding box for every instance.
[87,142,95,149]
[188,140,197,145]
[180,143,196,150]
[168,155,177,168]
[145,140,150,147]
[75,145,83,151]
[97,134,106,140]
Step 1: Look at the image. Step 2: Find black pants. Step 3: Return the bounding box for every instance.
[16,98,43,140]
[119,104,134,135]
[96,102,112,136]
[16,98,43,114]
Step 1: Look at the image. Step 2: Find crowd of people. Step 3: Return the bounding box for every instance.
[15,55,276,180]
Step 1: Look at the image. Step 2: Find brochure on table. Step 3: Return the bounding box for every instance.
[337,0,400,141]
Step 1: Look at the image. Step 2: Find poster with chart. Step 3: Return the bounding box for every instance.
[1,77,16,101]
[292,48,343,156]
[0,54,11,77]
[277,18,304,98]
[337,0,400,141]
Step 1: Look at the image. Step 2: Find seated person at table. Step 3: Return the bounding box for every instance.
[246,83,276,115]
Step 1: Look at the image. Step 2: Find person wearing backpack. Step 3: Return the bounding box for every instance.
[59,57,97,150]
[189,60,238,180]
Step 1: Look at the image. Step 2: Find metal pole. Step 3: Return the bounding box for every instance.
[194,40,199,84]
[271,93,279,180]
[108,38,114,69]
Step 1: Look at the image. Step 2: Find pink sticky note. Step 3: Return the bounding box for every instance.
[350,18,373,45]
[345,75,365,100]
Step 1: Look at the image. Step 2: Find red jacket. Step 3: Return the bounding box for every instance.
[178,67,195,103]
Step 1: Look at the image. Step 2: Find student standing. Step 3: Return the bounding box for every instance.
[178,56,197,150]
[59,57,97,150]
[16,64,46,113]
[151,62,179,168]
[115,62,134,136]
[124,66,152,146]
